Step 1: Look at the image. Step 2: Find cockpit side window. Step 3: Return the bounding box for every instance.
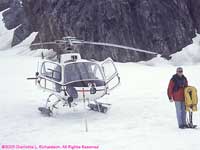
[90,64,104,80]
[41,62,62,82]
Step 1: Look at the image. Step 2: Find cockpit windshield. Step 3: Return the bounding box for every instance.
[64,62,104,83]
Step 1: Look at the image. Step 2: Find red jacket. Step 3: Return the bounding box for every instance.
[167,74,188,101]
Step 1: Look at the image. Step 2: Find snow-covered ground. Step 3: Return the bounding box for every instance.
[1,11,200,150]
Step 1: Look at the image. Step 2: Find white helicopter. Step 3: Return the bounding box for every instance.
[28,36,159,116]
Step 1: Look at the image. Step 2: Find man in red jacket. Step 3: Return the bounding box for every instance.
[167,67,188,129]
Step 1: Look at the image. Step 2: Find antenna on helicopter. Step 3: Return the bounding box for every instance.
[41,52,44,59]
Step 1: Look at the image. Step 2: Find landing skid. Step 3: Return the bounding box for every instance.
[38,107,53,116]
[88,102,111,113]
[38,92,112,115]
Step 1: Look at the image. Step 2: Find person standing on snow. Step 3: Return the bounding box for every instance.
[167,67,188,129]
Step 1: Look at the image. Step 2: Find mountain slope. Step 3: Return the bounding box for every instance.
[1,0,200,62]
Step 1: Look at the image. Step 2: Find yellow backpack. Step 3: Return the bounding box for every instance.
[184,86,198,112]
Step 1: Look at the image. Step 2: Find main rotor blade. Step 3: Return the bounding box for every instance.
[0,36,160,56]
[81,41,159,55]
[31,41,59,46]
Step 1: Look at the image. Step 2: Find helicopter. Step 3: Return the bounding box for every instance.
[27,36,159,116]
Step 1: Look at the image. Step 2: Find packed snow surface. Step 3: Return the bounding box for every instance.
[1,53,200,150]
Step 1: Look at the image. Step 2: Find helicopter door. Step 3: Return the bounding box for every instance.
[39,61,62,92]
[101,58,120,90]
